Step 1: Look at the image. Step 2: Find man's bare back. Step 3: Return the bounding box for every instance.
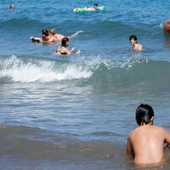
[127,104,170,166]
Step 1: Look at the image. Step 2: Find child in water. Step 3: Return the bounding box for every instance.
[127,104,170,165]
[129,35,143,51]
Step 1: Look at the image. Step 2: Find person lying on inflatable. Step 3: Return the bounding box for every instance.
[73,3,102,12]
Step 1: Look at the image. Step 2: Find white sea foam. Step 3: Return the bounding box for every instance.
[0,55,150,83]
[153,23,164,29]
[0,55,92,83]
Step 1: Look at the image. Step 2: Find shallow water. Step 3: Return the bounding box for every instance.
[1,0,170,169]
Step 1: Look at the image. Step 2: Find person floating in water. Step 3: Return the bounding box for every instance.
[30,29,68,43]
[30,29,49,43]
[56,37,80,55]
[73,3,101,12]
[129,35,143,51]
[127,104,170,166]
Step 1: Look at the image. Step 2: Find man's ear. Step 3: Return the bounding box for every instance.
[150,116,154,124]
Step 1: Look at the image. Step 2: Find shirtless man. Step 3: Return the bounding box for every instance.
[127,104,170,165]
[129,35,143,51]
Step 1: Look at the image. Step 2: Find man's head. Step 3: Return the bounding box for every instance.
[136,104,154,126]
[94,3,98,6]
[129,35,137,45]
[41,29,49,37]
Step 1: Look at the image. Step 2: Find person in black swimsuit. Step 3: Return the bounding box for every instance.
[55,37,80,55]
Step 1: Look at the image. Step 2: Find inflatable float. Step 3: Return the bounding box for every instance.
[164,18,170,34]
[73,6,104,13]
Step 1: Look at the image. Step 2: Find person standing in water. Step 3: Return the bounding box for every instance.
[129,35,143,51]
[127,104,170,165]
[56,37,80,55]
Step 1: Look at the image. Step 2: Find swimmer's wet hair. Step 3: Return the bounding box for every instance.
[94,3,98,6]
[136,104,154,125]
[41,29,49,36]
[61,37,69,47]
[129,35,137,41]
[49,29,55,34]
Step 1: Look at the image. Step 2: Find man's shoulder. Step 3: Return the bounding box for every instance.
[151,125,165,130]
[128,127,139,137]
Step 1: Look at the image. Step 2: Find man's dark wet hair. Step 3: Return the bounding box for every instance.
[94,3,98,6]
[136,104,154,126]
[61,37,69,47]
[41,29,49,36]
[129,35,137,42]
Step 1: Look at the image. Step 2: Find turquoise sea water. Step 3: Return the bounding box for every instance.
[1,0,170,169]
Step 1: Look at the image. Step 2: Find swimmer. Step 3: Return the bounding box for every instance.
[30,29,49,43]
[129,35,143,51]
[127,104,170,165]
[56,37,80,55]
[49,29,68,42]
[10,4,14,9]
[73,3,100,12]
[30,29,69,43]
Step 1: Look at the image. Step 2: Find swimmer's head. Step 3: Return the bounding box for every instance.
[61,37,69,47]
[136,104,154,126]
[94,3,98,6]
[129,35,137,45]
[10,4,14,9]
[41,29,49,36]
[49,29,55,35]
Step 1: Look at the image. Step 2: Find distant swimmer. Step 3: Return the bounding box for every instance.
[10,4,14,9]
[129,35,143,51]
[73,3,104,12]
[56,37,80,55]
[127,104,170,166]
[164,18,170,34]
[30,29,49,43]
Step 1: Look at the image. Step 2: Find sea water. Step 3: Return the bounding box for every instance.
[1,0,170,169]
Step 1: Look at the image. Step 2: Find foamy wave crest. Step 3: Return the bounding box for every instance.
[0,55,92,83]
[153,23,164,29]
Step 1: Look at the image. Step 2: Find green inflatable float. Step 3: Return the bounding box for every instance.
[73,6,105,13]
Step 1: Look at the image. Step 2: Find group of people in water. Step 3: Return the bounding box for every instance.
[30,29,66,43]
[30,29,81,55]
[30,3,143,56]
[30,16,170,168]
[30,30,143,56]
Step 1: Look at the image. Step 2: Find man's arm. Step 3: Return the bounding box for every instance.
[164,128,170,145]
[127,136,133,155]
[30,37,43,42]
